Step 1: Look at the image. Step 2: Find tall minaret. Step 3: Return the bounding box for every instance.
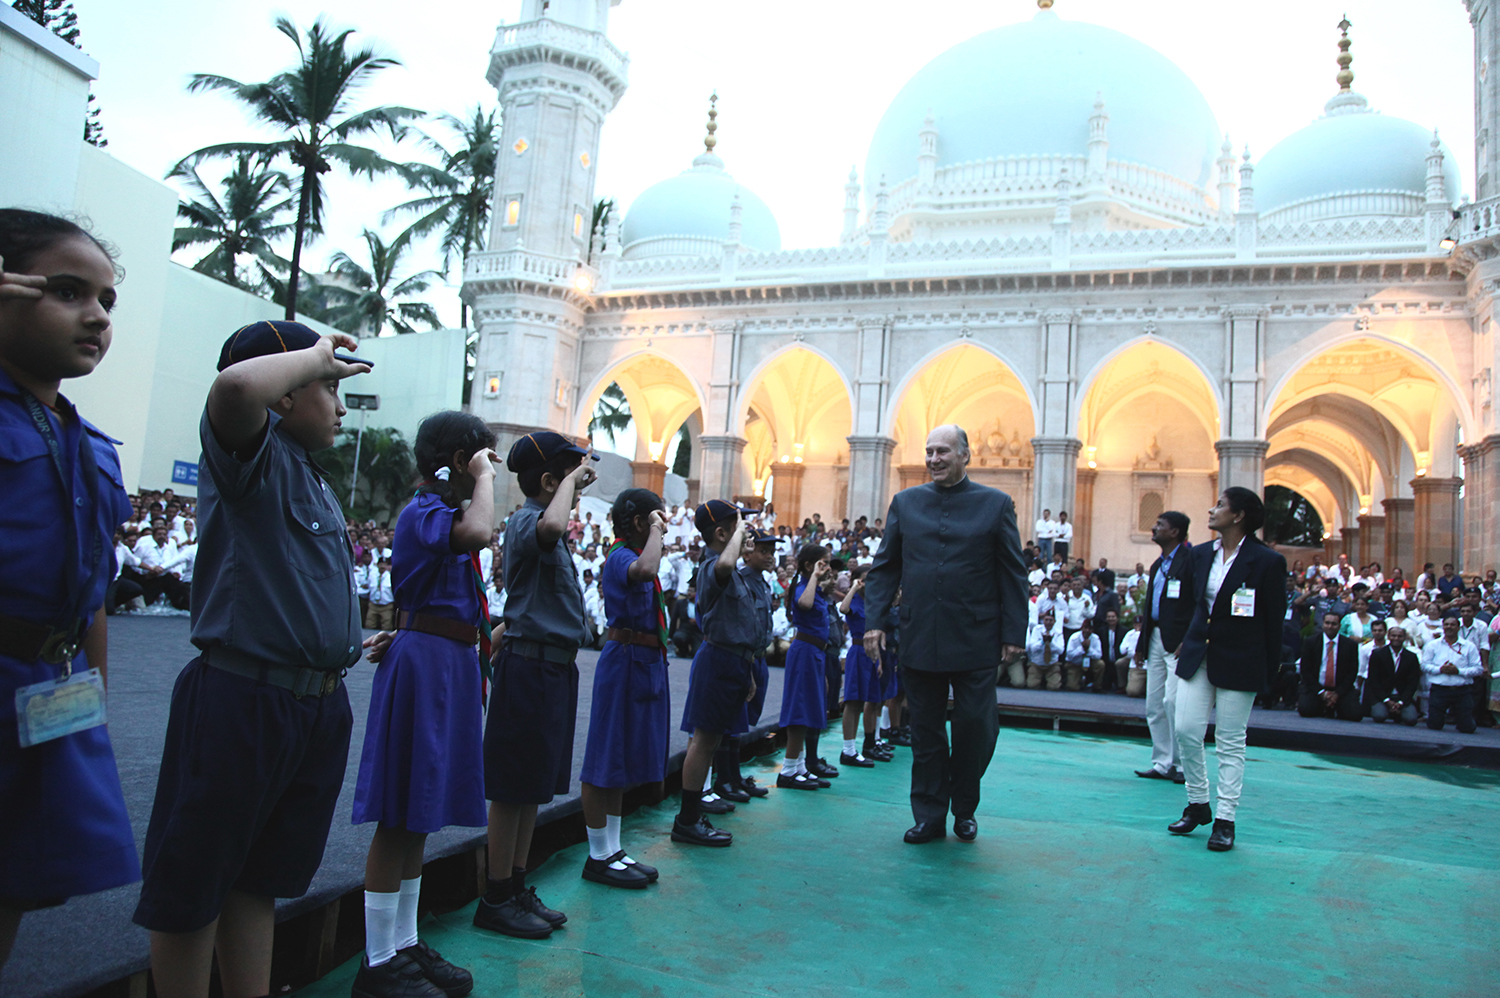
[465,0,628,490]
[1470,0,1499,199]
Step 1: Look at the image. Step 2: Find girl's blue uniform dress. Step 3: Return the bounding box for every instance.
[352,493,485,832]
[778,579,829,728]
[843,593,883,703]
[580,546,670,788]
[0,379,138,903]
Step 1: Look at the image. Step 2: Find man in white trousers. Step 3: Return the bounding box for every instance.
[1134,512,1194,784]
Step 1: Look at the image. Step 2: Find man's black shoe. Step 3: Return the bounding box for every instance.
[582,854,651,889]
[954,817,978,842]
[715,780,752,803]
[1168,802,1213,835]
[351,953,446,998]
[1207,819,1236,852]
[776,771,822,790]
[839,751,875,768]
[698,792,735,814]
[807,757,840,778]
[904,821,947,844]
[516,886,566,927]
[739,776,769,798]
[396,941,473,998]
[671,815,733,846]
[471,896,552,939]
[1170,767,1186,784]
[1134,767,1173,780]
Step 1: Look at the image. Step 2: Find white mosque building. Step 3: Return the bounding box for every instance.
[466,0,1499,572]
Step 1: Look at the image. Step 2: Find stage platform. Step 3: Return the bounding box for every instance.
[293,727,1500,998]
[5,615,1499,997]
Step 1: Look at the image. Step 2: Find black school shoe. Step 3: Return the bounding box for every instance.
[517,886,566,927]
[351,953,447,998]
[619,851,658,882]
[839,751,875,768]
[886,726,913,747]
[807,757,840,778]
[715,780,752,803]
[864,741,895,762]
[738,776,770,798]
[582,853,651,889]
[698,792,736,814]
[472,895,552,938]
[397,941,473,998]
[776,771,822,790]
[671,815,733,846]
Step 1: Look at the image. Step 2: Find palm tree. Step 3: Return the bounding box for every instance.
[170,154,294,289]
[174,17,437,320]
[318,228,443,336]
[589,383,633,447]
[384,106,499,330]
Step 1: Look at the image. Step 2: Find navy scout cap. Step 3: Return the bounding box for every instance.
[749,526,777,545]
[217,319,370,372]
[506,431,590,473]
[694,499,745,533]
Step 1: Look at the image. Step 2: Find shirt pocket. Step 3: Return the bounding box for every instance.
[0,424,50,465]
[286,499,344,580]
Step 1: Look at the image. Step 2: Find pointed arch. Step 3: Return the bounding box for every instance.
[1075,336,1225,441]
[575,349,707,461]
[1075,338,1221,469]
[884,340,1039,435]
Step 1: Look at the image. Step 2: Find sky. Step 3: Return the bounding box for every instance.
[66,0,1475,335]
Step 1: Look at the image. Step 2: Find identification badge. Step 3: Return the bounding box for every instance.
[1165,579,1182,599]
[14,669,107,748]
[1231,587,1256,618]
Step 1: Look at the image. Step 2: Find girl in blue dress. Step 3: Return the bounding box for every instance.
[578,488,670,889]
[351,411,498,998]
[0,211,137,971]
[777,545,831,789]
[838,566,890,766]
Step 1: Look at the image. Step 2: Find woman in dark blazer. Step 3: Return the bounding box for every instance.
[1168,487,1286,852]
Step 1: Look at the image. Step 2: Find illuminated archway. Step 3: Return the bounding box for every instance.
[576,350,705,463]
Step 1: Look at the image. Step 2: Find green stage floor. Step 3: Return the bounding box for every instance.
[306,729,1500,998]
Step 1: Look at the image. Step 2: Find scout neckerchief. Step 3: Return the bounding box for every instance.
[606,538,669,650]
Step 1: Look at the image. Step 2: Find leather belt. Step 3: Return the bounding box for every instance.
[397,610,477,646]
[502,637,578,665]
[706,641,757,663]
[0,612,89,665]
[605,626,661,649]
[794,631,827,651]
[203,645,342,698]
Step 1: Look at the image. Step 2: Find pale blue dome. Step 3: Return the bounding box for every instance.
[1255,101,1461,215]
[621,154,781,252]
[866,11,1222,189]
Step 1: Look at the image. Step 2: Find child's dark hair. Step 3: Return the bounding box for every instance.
[414,411,496,504]
[518,453,584,498]
[785,544,828,613]
[0,208,118,276]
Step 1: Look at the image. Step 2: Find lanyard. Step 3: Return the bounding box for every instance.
[21,391,106,636]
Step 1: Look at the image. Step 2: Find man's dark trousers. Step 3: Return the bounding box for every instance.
[903,664,1000,823]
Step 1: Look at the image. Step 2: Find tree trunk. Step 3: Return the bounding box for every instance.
[286,163,314,320]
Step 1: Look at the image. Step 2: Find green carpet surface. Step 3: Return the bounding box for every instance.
[309,729,1499,998]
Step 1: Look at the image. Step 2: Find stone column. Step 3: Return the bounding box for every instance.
[1031,437,1081,532]
[1323,535,1340,563]
[846,435,897,522]
[1460,435,1500,571]
[1073,467,1097,565]
[1357,514,1385,566]
[630,460,666,495]
[771,461,806,529]
[1382,498,1415,576]
[1213,439,1268,494]
[1340,526,1359,559]
[1412,476,1463,572]
[697,435,746,505]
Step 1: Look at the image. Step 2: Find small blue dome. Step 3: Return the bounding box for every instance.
[1255,100,1461,215]
[621,154,781,252]
[866,10,1222,190]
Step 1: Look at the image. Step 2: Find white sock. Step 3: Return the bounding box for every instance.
[605,814,627,861]
[703,770,714,792]
[781,750,799,776]
[843,738,858,756]
[364,889,401,967]
[587,825,612,861]
[880,707,891,728]
[795,752,809,776]
[396,877,421,951]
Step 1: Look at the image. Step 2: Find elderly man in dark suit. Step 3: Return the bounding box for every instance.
[1298,611,1363,721]
[864,425,1029,845]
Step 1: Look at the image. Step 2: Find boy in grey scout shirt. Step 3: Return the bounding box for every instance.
[474,431,596,940]
[712,527,778,802]
[672,501,758,847]
[133,321,370,998]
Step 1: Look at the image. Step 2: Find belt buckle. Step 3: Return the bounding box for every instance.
[39,630,81,665]
[323,671,339,696]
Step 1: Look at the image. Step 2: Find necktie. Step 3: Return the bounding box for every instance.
[1323,640,1336,689]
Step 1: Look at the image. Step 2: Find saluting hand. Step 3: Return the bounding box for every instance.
[313,332,371,380]
[467,447,498,481]
[0,255,45,300]
[648,509,668,534]
[566,457,598,493]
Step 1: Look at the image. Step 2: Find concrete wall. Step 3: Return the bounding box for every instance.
[0,6,96,211]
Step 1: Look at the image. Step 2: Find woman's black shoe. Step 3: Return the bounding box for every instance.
[1168,802,1213,834]
[397,941,473,998]
[1207,819,1236,851]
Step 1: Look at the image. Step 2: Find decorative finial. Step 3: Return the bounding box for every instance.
[1336,16,1354,92]
[1038,0,1054,8]
[704,91,719,154]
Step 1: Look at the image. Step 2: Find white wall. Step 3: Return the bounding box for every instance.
[0,6,96,211]
[345,327,467,446]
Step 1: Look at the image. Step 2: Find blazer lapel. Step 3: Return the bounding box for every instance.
[1211,542,1258,619]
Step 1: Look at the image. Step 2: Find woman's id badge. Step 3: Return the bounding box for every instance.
[1231,587,1256,618]
[14,669,106,748]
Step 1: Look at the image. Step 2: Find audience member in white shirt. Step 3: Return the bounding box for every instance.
[1064,620,1102,693]
[1034,509,1058,560]
[1023,610,1066,690]
[1421,616,1483,733]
